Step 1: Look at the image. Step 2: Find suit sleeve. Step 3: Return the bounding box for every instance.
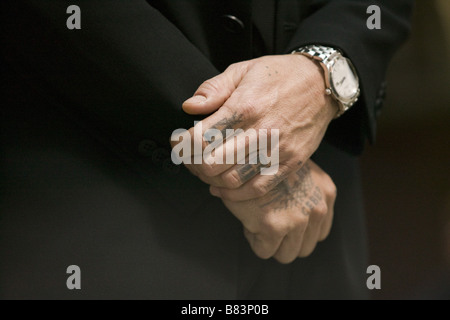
[1,0,223,214]
[1,0,219,149]
[285,0,414,154]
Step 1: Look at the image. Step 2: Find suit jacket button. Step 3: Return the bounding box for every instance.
[138,139,157,157]
[222,15,245,34]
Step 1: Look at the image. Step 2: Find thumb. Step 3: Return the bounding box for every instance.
[183,62,247,115]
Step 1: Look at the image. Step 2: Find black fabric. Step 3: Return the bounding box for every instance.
[0,0,412,299]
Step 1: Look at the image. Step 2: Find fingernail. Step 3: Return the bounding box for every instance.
[184,95,207,105]
[210,186,221,197]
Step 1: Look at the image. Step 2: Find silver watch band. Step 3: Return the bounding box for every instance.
[292,45,339,63]
[292,44,359,118]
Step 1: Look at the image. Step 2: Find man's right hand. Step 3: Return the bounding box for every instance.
[210,160,336,264]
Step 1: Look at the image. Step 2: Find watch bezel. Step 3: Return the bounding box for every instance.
[327,53,360,108]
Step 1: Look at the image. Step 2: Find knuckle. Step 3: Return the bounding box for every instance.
[225,62,239,72]
[315,201,329,218]
[330,183,337,198]
[228,61,249,74]
[240,101,258,121]
[200,78,220,95]
[323,175,337,196]
[292,213,308,227]
[261,215,288,236]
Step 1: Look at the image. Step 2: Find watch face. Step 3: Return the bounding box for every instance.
[330,56,359,100]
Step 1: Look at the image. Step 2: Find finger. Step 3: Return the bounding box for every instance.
[298,199,328,257]
[186,117,258,178]
[318,185,336,241]
[182,62,248,115]
[199,161,261,190]
[204,127,259,167]
[173,118,235,178]
[210,162,295,201]
[203,123,281,179]
[200,147,265,188]
[273,222,307,264]
[243,228,283,260]
[305,160,336,241]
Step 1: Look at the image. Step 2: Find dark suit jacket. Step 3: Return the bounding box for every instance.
[0,0,412,299]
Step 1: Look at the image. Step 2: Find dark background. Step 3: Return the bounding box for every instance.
[361,0,450,299]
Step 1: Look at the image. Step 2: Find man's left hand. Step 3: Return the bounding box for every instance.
[180,55,338,201]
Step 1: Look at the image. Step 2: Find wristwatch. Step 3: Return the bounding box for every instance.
[292,45,360,118]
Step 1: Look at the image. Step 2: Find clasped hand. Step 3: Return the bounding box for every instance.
[172,55,338,263]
